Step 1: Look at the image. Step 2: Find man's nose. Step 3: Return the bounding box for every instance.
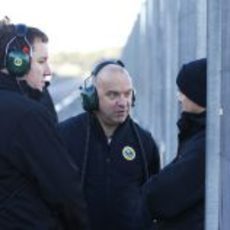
[117,95,129,106]
[44,63,52,76]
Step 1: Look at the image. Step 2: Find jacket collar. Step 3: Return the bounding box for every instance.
[0,72,21,92]
[89,113,130,142]
[177,111,206,141]
[0,71,42,100]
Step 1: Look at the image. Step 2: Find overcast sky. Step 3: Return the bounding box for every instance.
[1,0,145,54]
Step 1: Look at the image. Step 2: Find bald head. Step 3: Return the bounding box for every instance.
[94,64,132,88]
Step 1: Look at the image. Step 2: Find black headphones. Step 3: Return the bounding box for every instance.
[80,59,136,112]
[4,24,32,77]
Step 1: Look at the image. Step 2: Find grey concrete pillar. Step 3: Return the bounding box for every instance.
[206,0,221,229]
[162,0,179,163]
[220,2,230,228]
[207,0,230,229]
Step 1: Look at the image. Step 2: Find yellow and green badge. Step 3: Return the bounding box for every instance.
[122,146,136,161]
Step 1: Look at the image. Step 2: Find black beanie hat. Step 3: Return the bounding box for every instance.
[176,58,207,107]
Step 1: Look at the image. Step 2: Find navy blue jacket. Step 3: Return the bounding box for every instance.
[143,112,205,230]
[59,112,160,230]
[0,73,89,229]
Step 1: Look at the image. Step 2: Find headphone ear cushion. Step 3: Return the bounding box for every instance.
[4,24,31,77]
[81,85,99,112]
[6,49,30,77]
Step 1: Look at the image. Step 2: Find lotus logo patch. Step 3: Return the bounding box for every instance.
[14,57,23,66]
[122,146,136,161]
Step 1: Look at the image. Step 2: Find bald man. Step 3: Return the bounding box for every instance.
[59,59,160,230]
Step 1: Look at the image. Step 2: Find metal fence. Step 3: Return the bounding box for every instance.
[121,0,230,229]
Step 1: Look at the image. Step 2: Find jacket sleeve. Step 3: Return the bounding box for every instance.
[143,131,160,176]
[148,133,160,175]
[142,142,205,220]
[9,107,90,230]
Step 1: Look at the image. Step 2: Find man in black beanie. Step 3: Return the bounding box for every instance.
[143,58,207,230]
[177,58,207,109]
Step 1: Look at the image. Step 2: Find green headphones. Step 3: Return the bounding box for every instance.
[4,24,32,77]
[80,59,136,112]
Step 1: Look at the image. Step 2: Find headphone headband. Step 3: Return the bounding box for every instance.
[15,24,28,37]
[91,59,125,76]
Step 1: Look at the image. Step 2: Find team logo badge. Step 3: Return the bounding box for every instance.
[122,146,136,161]
[14,57,23,67]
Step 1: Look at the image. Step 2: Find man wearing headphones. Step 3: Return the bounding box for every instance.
[59,59,160,230]
[0,19,89,229]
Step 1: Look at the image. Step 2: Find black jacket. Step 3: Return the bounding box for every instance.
[143,112,206,230]
[19,80,58,124]
[59,112,160,230]
[0,73,89,229]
